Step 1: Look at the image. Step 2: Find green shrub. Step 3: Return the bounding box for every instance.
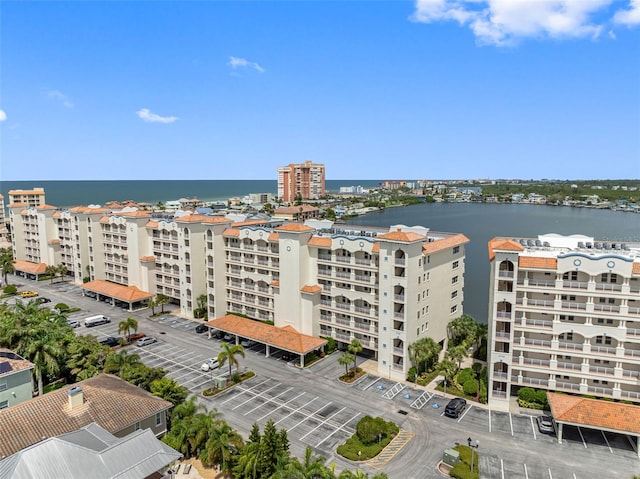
[407,366,418,382]
[463,378,479,395]
[457,368,474,385]
[321,336,337,354]
[450,445,479,479]
[535,390,548,407]
[356,416,396,445]
[518,387,536,403]
[479,383,488,404]
[55,303,70,312]
[3,284,17,295]
[337,416,399,461]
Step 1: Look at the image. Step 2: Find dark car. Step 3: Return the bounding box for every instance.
[537,415,555,434]
[99,336,120,347]
[444,398,467,418]
[195,324,209,334]
[36,297,51,304]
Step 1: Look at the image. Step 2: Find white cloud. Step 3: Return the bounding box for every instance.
[228,56,265,73]
[614,0,640,25]
[0,109,6,122]
[45,89,74,108]
[136,108,178,124]
[412,0,632,45]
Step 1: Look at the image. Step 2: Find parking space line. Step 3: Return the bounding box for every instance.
[524,463,529,479]
[240,387,294,415]
[274,397,319,426]
[257,392,306,421]
[137,347,204,373]
[315,412,361,448]
[548,468,553,479]
[363,377,381,391]
[457,404,472,423]
[577,427,588,448]
[232,384,281,410]
[530,416,537,440]
[171,369,201,382]
[220,378,271,405]
[509,412,514,436]
[500,458,504,479]
[287,402,332,433]
[300,406,346,440]
[600,431,613,454]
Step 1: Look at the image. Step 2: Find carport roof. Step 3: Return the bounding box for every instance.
[206,315,326,355]
[81,280,154,302]
[548,392,640,436]
[13,260,47,275]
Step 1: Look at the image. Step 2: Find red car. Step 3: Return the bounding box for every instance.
[126,333,146,343]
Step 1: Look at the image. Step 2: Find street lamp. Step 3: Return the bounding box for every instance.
[467,437,479,472]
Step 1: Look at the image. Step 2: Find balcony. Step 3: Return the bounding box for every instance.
[589,366,615,376]
[628,307,640,316]
[562,281,588,290]
[336,256,351,263]
[491,390,507,398]
[496,311,512,319]
[526,299,555,308]
[335,303,351,310]
[318,269,331,277]
[493,371,508,380]
[394,312,404,319]
[593,304,620,313]
[354,322,371,332]
[335,318,351,327]
[591,345,616,355]
[335,272,351,279]
[495,331,510,339]
[523,338,552,348]
[320,299,332,306]
[529,279,555,288]
[595,283,622,292]
[318,254,332,261]
[393,347,404,355]
[355,258,372,266]
[625,349,640,358]
[521,319,553,329]
[558,342,584,352]
[561,301,587,311]
[627,328,640,337]
[621,390,640,401]
[557,361,581,371]
[587,386,613,396]
[498,270,514,278]
[522,358,550,368]
[556,382,580,392]
[521,377,548,387]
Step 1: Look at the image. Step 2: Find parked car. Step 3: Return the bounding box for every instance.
[126,333,146,343]
[201,358,219,371]
[240,339,255,348]
[36,297,51,304]
[195,324,209,334]
[20,291,39,298]
[223,334,233,342]
[66,319,81,328]
[444,398,467,418]
[99,336,120,347]
[136,336,157,347]
[537,415,555,434]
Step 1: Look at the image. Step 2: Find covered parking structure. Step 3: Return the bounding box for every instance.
[548,392,640,457]
[11,260,47,281]
[80,280,154,312]
[205,314,327,367]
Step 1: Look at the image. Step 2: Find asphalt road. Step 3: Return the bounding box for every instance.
[6,278,640,479]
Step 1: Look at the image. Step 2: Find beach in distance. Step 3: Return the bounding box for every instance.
[2,180,638,322]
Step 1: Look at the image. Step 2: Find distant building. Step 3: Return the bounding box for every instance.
[272,204,320,222]
[339,186,368,195]
[8,187,46,208]
[0,349,34,409]
[277,160,326,202]
[0,194,9,248]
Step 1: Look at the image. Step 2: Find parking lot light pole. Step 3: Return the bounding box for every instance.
[467,437,479,472]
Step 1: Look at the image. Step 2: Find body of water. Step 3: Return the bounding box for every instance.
[2,180,638,322]
[0,179,382,208]
[349,203,640,322]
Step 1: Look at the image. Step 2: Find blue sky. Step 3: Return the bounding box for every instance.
[1,0,639,181]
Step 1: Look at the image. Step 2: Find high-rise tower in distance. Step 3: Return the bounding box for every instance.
[277,160,325,203]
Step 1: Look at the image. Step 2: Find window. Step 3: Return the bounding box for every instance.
[561,295,576,301]
[135,422,141,431]
[451,290,458,299]
[450,305,457,314]
[452,261,459,269]
[451,276,458,284]
[0,382,6,392]
[0,400,7,410]
[453,246,460,254]
[559,332,573,340]
[595,335,611,345]
[563,271,578,281]
[156,412,162,426]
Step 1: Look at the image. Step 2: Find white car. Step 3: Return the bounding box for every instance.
[201,358,219,371]
[136,337,157,347]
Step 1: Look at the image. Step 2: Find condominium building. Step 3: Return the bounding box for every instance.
[487,234,640,410]
[9,198,468,379]
[0,194,9,248]
[8,187,46,208]
[277,160,325,202]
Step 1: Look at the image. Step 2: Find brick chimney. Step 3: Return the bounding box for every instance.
[68,386,84,410]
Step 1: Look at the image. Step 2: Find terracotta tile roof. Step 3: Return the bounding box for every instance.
[0,374,172,457]
[175,214,208,223]
[52,211,62,218]
[37,204,57,210]
[223,228,241,237]
[205,315,326,354]
[422,233,470,255]
[547,392,640,435]
[8,189,45,195]
[0,349,34,377]
[488,237,525,260]
[67,206,110,214]
[146,221,159,228]
[377,228,426,242]
[271,280,280,287]
[308,236,332,247]
[372,243,380,253]
[81,280,154,302]
[268,232,280,242]
[48,239,61,244]
[276,223,315,232]
[300,285,322,293]
[633,262,640,275]
[140,256,156,262]
[519,256,558,269]
[234,220,269,227]
[99,216,110,223]
[12,260,47,275]
[117,211,152,218]
[201,217,232,224]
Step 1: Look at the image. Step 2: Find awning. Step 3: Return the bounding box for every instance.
[81,280,154,303]
[13,260,47,275]
[205,314,326,355]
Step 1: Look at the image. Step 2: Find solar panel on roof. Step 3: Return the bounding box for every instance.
[0,361,13,374]
[535,240,542,247]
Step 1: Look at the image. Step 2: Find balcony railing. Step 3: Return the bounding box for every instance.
[521,377,548,387]
[625,349,640,358]
[491,390,507,398]
[498,270,514,278]
[355,258,372,266]
[335,318,351,326]
[336,256,351,263]
[556,382,580,392]
[527,299,555,308]
[587,386,612,396]
[524,339,552,348]
[591,345,616,355]
[562,281,588,290]
[393,347,404,355]
[589,366,614,376]
[557,361,581,371]
[629,307,640,315]
[318,254,332,261]
[595,283,622,292]
[395,258,406,265]
[529,279,555,287]
[335,303,351,310]
[496,311,512,319]
[522,358,550,367]
[621,390,640,400]
[394,294,405,301]
[559,342,584,351]
[394,312,404,319]
[495,331,510,338]
[594,304,620,313]
[493,371,508,379]
[561,301,587,310]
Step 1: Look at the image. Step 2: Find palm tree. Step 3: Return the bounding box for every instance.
[217,342,245,377]
[56,264,68,282]
[156,294,170,313]
[338,351,355,376]
[45,265,57,284]
[274,446,328,479]
[446,345,467,371]
[201,420,244,475]
[408,337,442,374]
[104,350,142,376]
[21,328,64,396]
[118,317,138,339]
[447,314,478,348]
[0,248,15,286]
[437,359,457,395]
[348,339,363,371]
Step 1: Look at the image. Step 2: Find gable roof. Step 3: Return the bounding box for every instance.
[0,374,172,457]
[548,392,640,436]
[308,236,332,247]
[0,350,34,377]
[488,237,525,260]
[206,315,326,354]
[12,260,47,275]
[276,223,315,232]
[518,256,558,269]
[80,280,154,302]
[377,229,426,243]
[422,233,470,255]
[0,423,181,479]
